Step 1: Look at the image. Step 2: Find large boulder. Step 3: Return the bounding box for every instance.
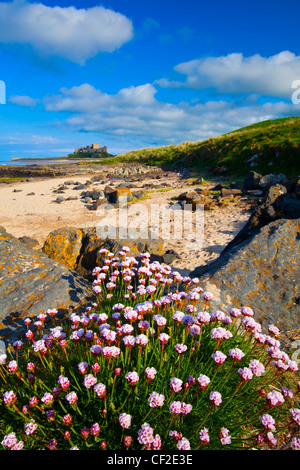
[42,227,84,270]
[0,227,93,345]
[41,226,165,279]
[190,219,300,339]
[107,186,133,204]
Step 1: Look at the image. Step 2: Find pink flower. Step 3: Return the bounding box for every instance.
[197,374,211,389]
[84,374,97,389]
[291,437,300,450]
[182,314,194,326]
[94,383,106,398]
[189,324,201,336]
[177,437,191,450]
[228,348,245,362]
[125,371,139,385]
[90,423,101,436]
[58,375,70,390]
[249,359,265,377]
[241,306,254,316]
[229,308,241,318]
[170,377,183,392]
[219,427,231,445]
[153,315,167,327]
[209,391,222,407]
[123,335,136,347]
[159,333,170,344]
[136,334,149,347]
[78,362,89,374]
[137,423,154,445]
[62,414,72,425]
[267,391,285,407]
[174,344,187,354]
[196,311,211,324]
[148,392,165,408]
[259,414,276,430]
[152,434,162,450]
[1,432,18,449]
[268,324,280,335]
[169,401,182,414]
[41,392,54,406]
[145,367,157,381]
[203,291,213,301]
[199,428,210,444]
[181,402,193,415]
[238,367,253,381]
[242,317,262,333]
[172,311,185,323]
[8,360,18,373]
[289,408,300,426]
[119,413,132,429]
[65,391,78,405]
[212,351,227,364]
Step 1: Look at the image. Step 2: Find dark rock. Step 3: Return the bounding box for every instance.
[132,191,146,200]
[0,227,92,345]
[258,172,288,189]
[190,219,300,337]
[90,198,108,210]
[162,249,181,264]
[73,184,86,190]
[54,196,64,203]
[26,192,35,196]
[243,171,262,190]
[106,186,133,204]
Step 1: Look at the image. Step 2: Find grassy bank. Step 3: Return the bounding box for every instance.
[85,117,300,177]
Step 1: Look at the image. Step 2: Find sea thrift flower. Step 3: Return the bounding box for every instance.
[197,374,211,389]
[125,371,139,386]
[259,414,276,431]
[90,423,101,436]
[123,335,136,347]
[58,375,70,390]
[137,423,154,446]
[177,437,191,450]
[159,333,170,344]
[1,432,18,449]
[119,413,132,429]
[199,428,210,444]
[148,391,165,408]
[209,391,222,407]
[181,402,193,415]
[170,377,183,393]
[267,391,285,407]
[84,374,97,389]
[238,367,253,381]
[152,434,162,450]
[249,359,265,377]
[203,291,213,301]
[175,344,188,354]
[169,401,182,414]
[65,391,78,406]
[289,408,300,426]
[219,427,231,445]
[135,334,149,346]
[41,392,54,406]
[241,306,254,316]
[196,311,211,324]
[123,435,133,449]
[291,437,300,450]
[229,348,245,362]
[229,308,241,318]
[94,383,106,398]
[24,420,38,435]
[268,324,280,335]
[62,414,72,425]
[47,438,57,450]
[212,351,227,364]
[145,367,157,381]
[78,362,89,374]
[8,360,18,373]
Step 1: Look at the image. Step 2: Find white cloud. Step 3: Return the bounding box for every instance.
[10,95,39,106]
[0,1,133,63]
[43,81,299,146]
[156,51,300,99]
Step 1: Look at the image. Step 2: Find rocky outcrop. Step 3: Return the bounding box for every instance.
[42,226,165,279]
[0,227,93,345]
[190,219,300,338]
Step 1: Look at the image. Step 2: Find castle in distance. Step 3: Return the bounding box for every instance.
[74,143,107,154]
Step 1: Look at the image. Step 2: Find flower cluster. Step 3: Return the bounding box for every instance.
[0,247,299,450]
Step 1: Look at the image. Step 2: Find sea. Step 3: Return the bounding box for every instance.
[0,158,82,166]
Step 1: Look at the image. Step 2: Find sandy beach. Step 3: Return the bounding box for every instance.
[0,170,251,274]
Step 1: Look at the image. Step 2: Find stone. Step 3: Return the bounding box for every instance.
[258,172,288,189]
[42,227,84,270]
[190,219,300,339]
[54,196,64,203]
[107,186,133,204]
[18,236,39,249]
[220,188,242,197]
[162,249,181,264]
[0,227,92,345]
[243,171,262,190]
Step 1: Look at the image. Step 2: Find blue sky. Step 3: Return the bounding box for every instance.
[0,0,300,162]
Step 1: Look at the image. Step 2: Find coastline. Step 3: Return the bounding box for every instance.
[0,163,251,274]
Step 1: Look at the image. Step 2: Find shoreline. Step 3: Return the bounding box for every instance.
[0,165,251,275]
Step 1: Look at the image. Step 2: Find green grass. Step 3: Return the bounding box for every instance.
[83,117,300,178]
